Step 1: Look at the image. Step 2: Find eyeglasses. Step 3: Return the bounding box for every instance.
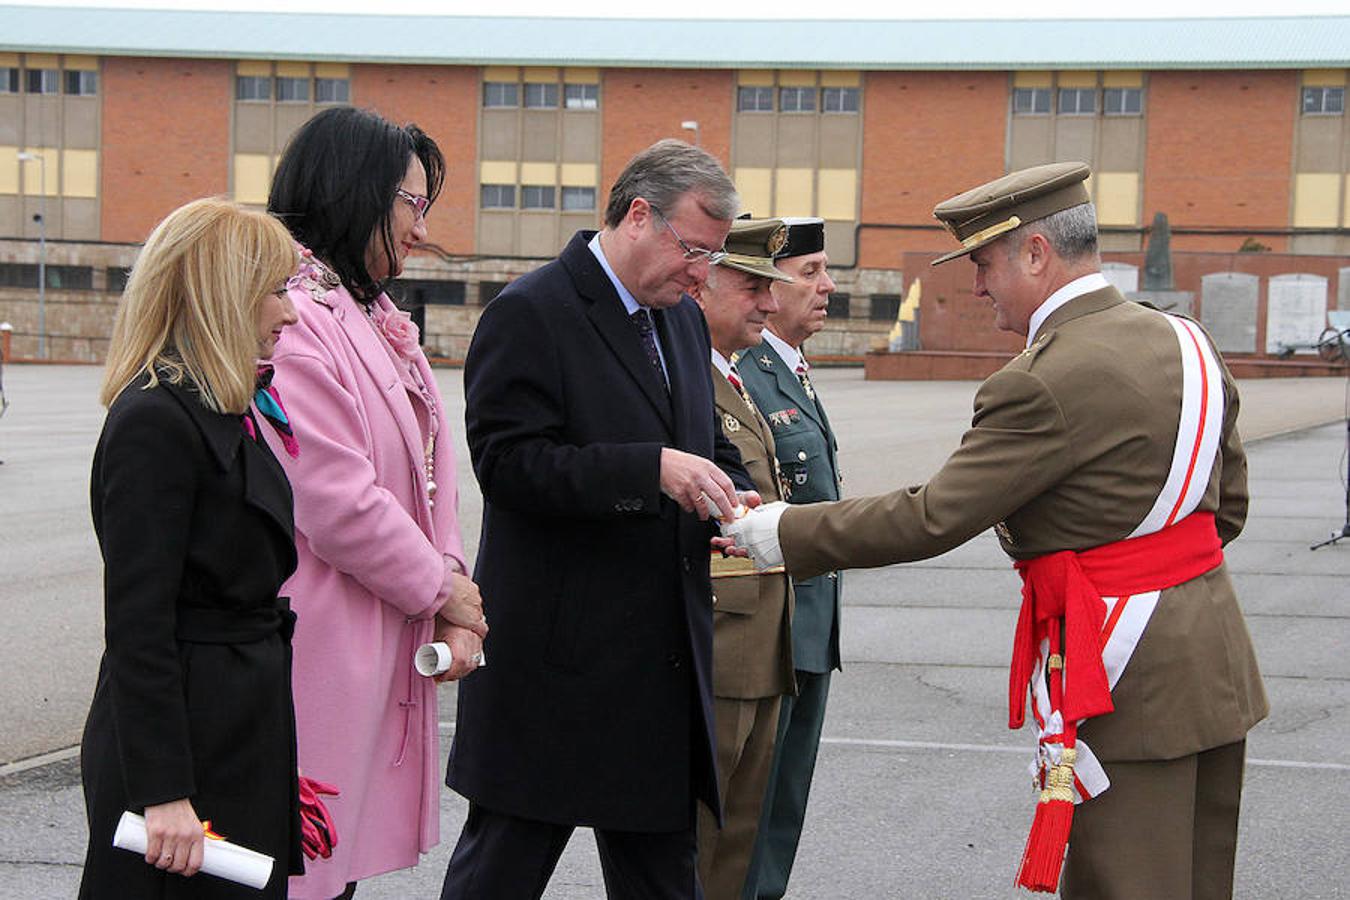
[396,188,431,219]
[650,205,724,263]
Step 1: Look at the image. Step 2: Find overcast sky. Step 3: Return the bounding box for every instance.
[7,0,1350,18]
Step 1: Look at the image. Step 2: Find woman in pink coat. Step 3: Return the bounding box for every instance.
[264,107,487,900]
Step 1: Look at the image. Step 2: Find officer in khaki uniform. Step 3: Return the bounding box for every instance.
[735,217,842,900]
[727,163,1268,900]
[688,219,796,900]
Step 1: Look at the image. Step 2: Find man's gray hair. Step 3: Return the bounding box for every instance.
[1006,202,1100,264]
[604,139,739,228]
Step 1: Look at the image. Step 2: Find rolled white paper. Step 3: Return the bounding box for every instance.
[414,641,453,676]
[112,811,274,890]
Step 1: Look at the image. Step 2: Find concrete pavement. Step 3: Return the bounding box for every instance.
[0,366,1347,898]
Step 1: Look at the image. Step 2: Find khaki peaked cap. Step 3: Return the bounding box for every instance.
[931,161,1092,265]
[715,218,794,283]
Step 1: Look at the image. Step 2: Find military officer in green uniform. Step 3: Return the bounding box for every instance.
[734,217,843,900]
[726,165,1267,900]
[688,218,796,899]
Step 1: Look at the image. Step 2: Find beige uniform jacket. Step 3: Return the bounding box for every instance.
[713,367,795,700]
[780,287,1268,761]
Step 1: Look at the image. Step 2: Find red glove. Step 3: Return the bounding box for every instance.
[298,776,339,861]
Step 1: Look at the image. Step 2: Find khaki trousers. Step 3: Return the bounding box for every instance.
[1062,739,1247,900]
[697,694,782,900]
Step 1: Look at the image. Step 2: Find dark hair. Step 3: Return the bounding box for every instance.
[268,106,445,301]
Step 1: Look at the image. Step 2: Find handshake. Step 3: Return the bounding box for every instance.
[710,498,789,570]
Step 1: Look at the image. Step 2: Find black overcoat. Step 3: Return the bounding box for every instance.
[79,375,301,899]
[447,231,751,832]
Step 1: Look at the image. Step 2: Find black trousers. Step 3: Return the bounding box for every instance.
[441,803,704,900]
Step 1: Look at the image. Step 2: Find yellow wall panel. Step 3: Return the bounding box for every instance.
[1103,70,1143,88]
[237,60,271,76]
[1303,69,1347,87]
[774,168,814,218]
[1293,173,1341,227]
[733,168,772,219]
[233,154,272,205]
[1013,70,1052,88]
[523,67,559,83]
[817,168,857,221]
[275,61,309,77]
[18,148,59,196]
[62,149,97,198]
[560,163,597,186]
[314,63,349,78]
[820,70,860,87]
[519,162,557,184]
[0,147,18,194]
[480,160,518,184]
[1057,71,1097,88]
[777,70,816,87]
[564,67,599,84]
[1343,179,1350,228]
[63,55,98,71]
[483,66,520,82]
[738,70,774,87]
[25,54,59,69]
[0,53,19,67]
[1094,172,1139,226]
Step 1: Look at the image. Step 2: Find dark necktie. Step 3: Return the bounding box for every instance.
[795,360,816,401]
[630,308,666,386]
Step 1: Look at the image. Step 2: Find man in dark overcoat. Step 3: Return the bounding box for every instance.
[443,139,755,899]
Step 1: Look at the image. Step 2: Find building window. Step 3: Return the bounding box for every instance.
[564,83,598,109]
[521,185,556,209]
[479,280,509,305]
[25,69,58,94]
[1103,87,1143,115]
[275,77,310,103]
[524,83,559,108]
[1302,86,1345,115]
[0,263,40,288]
[1012,87,1051,115]
[1057,88,1096,115]
[561,186,596,211]
[737,86,774,112]
[315,78,349,103]
[106,267,130,293]
[821,87,859,113]
[481,184,516,209]
[779,86,816,113]
[869,294,902,322]
[0,68,17,93]
[45,265,95,290]
[827,292,851,319]
[63,70,97,95]
[236,75,271,101]
[483,82,519,108]
[396,278,467,306]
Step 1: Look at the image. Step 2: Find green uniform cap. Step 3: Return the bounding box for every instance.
[715,218,795,283]
[931,161,1092,266]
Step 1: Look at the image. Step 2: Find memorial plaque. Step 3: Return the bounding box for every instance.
[1266,274,1328,355]
[1102,262,1139,295]
[1338,267,1350,310]
[1200,272,1258,353]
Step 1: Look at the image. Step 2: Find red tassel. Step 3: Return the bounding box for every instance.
[1015,750,1076,893]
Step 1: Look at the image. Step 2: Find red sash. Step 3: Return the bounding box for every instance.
[1008,511,1225,730]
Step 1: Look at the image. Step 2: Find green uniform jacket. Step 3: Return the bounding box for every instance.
[712,367,795,699]
[739,340,842,674]
[778,287,1268,761]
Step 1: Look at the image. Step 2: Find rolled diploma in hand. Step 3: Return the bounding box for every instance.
[414,642,487,677]
[703,495,748,523]
[113,811,273,889]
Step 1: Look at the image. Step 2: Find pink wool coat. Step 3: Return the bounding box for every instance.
[264,264,466,900]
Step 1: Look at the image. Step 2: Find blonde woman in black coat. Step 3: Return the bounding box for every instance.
[79,198,303,898]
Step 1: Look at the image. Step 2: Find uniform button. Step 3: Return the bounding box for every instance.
[797,450,807,461]
[681,556,692,573]
[666,652,682,669]
[633,498,644,511]
[614,502,624,512]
